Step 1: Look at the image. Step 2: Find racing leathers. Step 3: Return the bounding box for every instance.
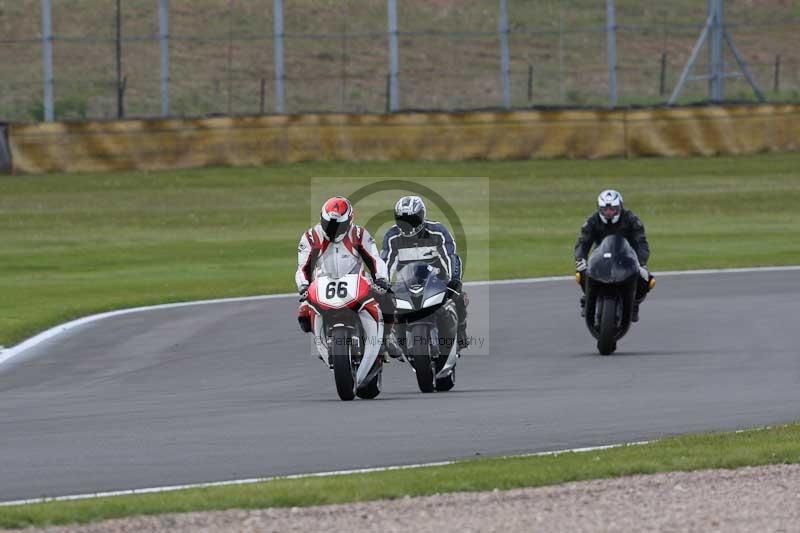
[381,220,469,352]
[296,223,390,363]
[574,209,653,318]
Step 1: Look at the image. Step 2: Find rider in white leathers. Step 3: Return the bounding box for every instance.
[296,196,391,365]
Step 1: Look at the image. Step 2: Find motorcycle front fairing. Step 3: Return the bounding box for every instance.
[307,262,382,387]
[393,262,449,324]
[587,234,640,285]
[584,234,639,340]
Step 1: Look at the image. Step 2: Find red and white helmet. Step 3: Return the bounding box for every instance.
[320,196,354,242]
[597,189,623,224]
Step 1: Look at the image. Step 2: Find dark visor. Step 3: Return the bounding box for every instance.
[321,218,349,240]
[600,205,620,217]
[396,213,423,235]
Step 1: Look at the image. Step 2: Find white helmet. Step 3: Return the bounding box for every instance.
[394,195,427,236]
[597,189,623,224]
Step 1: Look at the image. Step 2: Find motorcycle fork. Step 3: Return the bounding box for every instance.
[325,323,362,369]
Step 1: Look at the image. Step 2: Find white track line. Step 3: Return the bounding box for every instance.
[2,265,799,368]
[0,440,651,507]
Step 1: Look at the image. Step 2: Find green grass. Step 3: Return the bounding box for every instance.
[2,154,799,347]
[1,422,799,529]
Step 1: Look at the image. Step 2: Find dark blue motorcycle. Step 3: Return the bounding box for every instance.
[392,262,459,392]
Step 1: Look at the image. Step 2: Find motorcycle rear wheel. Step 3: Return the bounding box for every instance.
[332,326,356,401]
[435,368,455,391]
[356,360,382,399]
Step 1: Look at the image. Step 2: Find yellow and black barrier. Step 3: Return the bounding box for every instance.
[7,104,800,174]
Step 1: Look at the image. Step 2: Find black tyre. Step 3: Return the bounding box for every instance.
[597,297,618,355]
[410,323,435,393]
[331,326,355,401]
[435,368,455,392]
[356,359,382,399]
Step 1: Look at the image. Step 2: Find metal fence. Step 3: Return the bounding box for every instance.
[1,0,798,122]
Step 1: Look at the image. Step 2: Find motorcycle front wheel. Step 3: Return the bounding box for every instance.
[331,326,356,401]
[597,297,618,356]
[409,323,435,393]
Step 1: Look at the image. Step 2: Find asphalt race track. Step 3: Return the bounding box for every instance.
[1,270,798,502]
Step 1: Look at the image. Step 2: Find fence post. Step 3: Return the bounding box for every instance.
[159,0,170,116]
[41,0,54,122]
[605,0,618,107]
[260,78,266,113]
[115,0,124,118]
[387,0,399,112]
[708,0,724,101]
[659,52,667,96]
[773,54,781,93]
[273,0,285,113]
[527,65,533,102]
[499,0,511,109]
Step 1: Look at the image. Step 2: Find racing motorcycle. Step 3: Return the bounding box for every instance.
[578,234,646,355]
[304,263,384,401]
[392,262,459,393]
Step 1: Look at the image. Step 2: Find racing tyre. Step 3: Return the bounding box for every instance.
[435,367,455,392]
[410,323,435,393]
[597,297,617,356]
[356,360,382,399]
[332,326,356,401]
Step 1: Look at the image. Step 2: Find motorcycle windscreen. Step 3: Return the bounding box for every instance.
[315,251,361,280]
[587,234,640,284]
[397,261,436,291]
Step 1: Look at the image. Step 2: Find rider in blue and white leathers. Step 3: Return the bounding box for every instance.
[381,195,469,353]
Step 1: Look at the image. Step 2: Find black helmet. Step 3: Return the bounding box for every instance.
[394,195,426,236]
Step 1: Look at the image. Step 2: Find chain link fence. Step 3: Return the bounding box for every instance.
[1,0,798,122]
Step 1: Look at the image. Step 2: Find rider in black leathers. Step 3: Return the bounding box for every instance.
[575,189,653,322]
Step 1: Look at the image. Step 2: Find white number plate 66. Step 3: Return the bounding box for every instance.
[316,274,359,307]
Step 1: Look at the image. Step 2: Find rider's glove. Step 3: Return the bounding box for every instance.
[373,278,392,295]
[298,283,309,302]
[447,278,463,293]
[639,264,650,281]
[575,258,588,272]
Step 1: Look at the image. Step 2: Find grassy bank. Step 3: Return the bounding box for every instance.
[1,422,798,528]
[1,153,799,346]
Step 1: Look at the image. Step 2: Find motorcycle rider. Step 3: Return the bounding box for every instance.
[381,195,468,355]
[296,196,394,362]
[574,189,653,322]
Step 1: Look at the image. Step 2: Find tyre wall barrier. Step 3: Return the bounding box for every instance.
[7,104,800,174]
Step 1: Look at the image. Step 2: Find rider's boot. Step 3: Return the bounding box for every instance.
[631,302,640,323]
[580,295,586,317]
[457,322,469,355]
[381,326,404,360]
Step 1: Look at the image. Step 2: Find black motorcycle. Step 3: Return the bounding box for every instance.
[392,262,459,393]
[580,234,641,355]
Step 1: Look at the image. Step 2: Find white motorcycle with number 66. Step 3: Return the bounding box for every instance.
[302,263,384,401]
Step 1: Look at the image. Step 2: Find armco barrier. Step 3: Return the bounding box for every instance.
[7,105,800,174]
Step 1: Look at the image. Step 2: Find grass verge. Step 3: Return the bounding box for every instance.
[1,154,799,346]
[1,422,799,528]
